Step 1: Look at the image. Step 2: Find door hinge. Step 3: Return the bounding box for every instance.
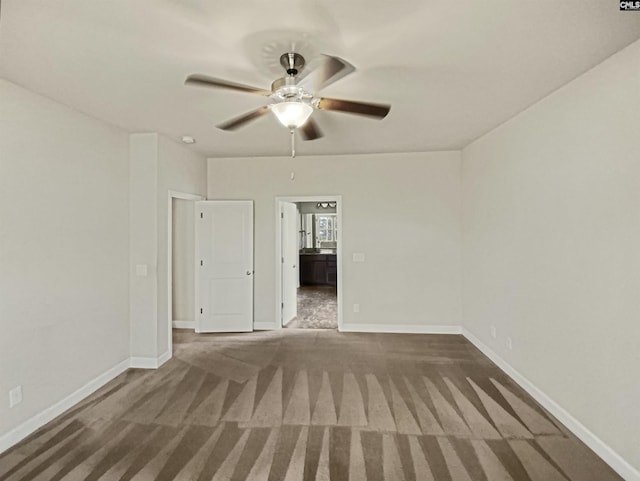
[200,308,203,314]
[200,260,203,266]
[281,257,284,263]
[200,212,203,219]
[281,302,284,309]
[281,212,284,219]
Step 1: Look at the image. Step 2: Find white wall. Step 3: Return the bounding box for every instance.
[208,151,462,329]
[129,133,159,359]
[462,39,640,476]
[129,134,206,362]
[172,198,195,322]
[0,80,130,437]
[156,136,206,354]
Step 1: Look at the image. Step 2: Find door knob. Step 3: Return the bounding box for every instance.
[246,270,252,276]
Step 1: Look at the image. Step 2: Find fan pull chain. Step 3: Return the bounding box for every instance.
[290,129,296,158]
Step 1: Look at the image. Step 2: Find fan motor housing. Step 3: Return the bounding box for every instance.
[271,76,300,93]
[280,52,305,76]
[270,76,312,102]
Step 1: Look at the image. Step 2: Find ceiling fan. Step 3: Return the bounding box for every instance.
[184,52,391,142]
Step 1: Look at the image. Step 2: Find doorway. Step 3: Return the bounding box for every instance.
[275,196,343,330]
[167,190,204,354]
[171,197,196,329]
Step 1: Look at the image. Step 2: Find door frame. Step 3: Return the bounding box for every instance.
[274,195,343,330]
[280,201,299,326]
[167,190,205,354]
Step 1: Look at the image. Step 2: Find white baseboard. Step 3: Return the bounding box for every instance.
[253,321,279,330]
[0,358,130,455]
[251,321,463,334]
[130,350,171,369]
[0,350,176,455]
[172,320,195,329]
[462,328,639,481]
[157,350,171,367]
[340,323,463,334]
[129,357,159,369]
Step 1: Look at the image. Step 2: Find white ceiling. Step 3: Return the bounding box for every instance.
[1,0,639,158]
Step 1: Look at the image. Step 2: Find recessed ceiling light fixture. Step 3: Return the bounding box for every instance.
[181,136,196,144]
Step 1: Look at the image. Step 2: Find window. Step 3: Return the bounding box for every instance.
[316,214,337,243]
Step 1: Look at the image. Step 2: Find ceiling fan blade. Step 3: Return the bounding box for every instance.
[317,97,390,119]
[299,118,323,141]
[185,74,272,96]
[297,55,355,93]
[217,106,271,131]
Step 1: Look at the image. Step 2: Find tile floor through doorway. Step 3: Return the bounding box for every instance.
[285,285,338,329]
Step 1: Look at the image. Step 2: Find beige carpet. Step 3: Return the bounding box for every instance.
[0,329,622,481]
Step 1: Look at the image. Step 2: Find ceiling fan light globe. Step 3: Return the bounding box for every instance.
[271,102,313,129]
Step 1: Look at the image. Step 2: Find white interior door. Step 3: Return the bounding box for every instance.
[281,202,298,325]
[196,201,253,333]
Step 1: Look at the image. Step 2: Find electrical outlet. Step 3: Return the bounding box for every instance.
[9,385,22,408]
[506,336,513,350]
[352,253,366,263]
[353,304,360,313]
[490,325,497,339]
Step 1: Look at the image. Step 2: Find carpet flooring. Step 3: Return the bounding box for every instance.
[0,329,622,481]
[285,286,338,329]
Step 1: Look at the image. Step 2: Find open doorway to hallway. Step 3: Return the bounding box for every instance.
[276,196,342,330]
